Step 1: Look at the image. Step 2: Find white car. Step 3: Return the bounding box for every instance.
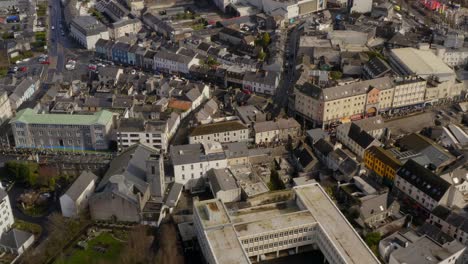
[130,69,136,75]
[51,26,55,30]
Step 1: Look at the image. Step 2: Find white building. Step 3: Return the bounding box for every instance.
[347,0,372,13]
[394,160,466,212]
[60,171,97,218]
[379,229,465,264]
[242,71,280,95]
[207,168,241,203]
[254,118,301,144]
[392,76,427,108]
[117,118,169,153]
[70,16,110,50]
[434,47,468,67]
[171,143,228,190]
[5,77,39,111]
[336,122,381,158]
[189,120,249,144]
[0,188,34,255]
[194,183,380,264]
[153,51,199,74]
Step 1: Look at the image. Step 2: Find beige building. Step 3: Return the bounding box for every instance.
[391,76,426,108]
[294,77,393,126]
[254,118,301,144]
[109,19,142,40]
[0,91,12,124]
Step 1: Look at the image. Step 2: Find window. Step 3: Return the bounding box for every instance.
[182,174,185,180]
[182,166,185,171]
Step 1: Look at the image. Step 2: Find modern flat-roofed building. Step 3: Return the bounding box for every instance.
[117,118,169,152]
[194,183,380,264]
[10,108,114,151]
[70,16,110,49]
[389,48,456,82]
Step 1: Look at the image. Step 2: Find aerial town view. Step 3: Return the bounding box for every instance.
[0,0,467,263]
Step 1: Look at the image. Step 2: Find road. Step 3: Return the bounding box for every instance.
[271,23,301,118]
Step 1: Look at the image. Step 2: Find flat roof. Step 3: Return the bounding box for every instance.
[391,48,454,77]
[294,184,380,264]
[206,226,249,264]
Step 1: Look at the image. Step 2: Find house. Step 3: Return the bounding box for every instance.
[379,229,465,264]
[189,120,249,144]
[60,171,97,218]
[0,77,39,111]
[394,160,466,212]
[0,188,34,256]
[95,38,115,60]
[223,142,249,166]
[242,71,280,95]
[170,142,228,191]
[108,18,141,40]
[364,146,402,185]
[355,192,400,229]
[363,57,392,80]
[112,42,131,65]
[292,141,319,174]
[195,99,218,124]
[219,27,249,46]
[254,118,301,144]
[336,122,381,159]
[98,66,124,85]
[141,13,174,39]
[89,144,166,225]
[153,51,199,74]
[70,16,110,49]
[207,168,241,203]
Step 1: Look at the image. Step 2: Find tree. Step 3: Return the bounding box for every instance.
[258,48,266,61]
[329,71,343,80]
[6,161,38,186]
[364,232,382,255]
[268,168,285,191]
[262,32,271,47]
[120,225,154,264]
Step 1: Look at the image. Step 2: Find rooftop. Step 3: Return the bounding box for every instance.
[390,48,454,78]
[11,108,113,126]
[190,120,248,137]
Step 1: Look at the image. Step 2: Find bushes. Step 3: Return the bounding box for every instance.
[268,168,285,191]
[6,161,39,186]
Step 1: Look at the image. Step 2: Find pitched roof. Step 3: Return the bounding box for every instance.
[366,146,402,169]
[207,168,239,194]
[11,108,113,126]
[396,159,450,201]
[313,138,334,156]
[348,123,377,149]
[190,121,247,137]
[63,171,97,201]
[0,229,33,250]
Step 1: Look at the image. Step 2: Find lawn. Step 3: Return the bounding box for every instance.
[56,232,123,264]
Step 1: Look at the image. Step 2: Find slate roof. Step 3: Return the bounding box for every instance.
[0,229,33,250]
[11,108,113,126]
[71,16,108,36]
[364,57,392,78]
[396,159,450,201]
[359,193,389,220]
[190,121,247,137]
[313,138,334,156]
[207,168,239,194]
[63,171,97,202]
[348,123,376,149]
[398,133,455,168]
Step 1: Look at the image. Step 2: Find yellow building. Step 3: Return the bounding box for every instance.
[364,146,402,181]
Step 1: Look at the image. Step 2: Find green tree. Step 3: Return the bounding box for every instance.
[258,48,266,61]
[262,32,271,47]
[330,71,343,80]
[268,168,285,191]
[364,232,382,255]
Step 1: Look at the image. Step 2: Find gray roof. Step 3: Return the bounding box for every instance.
[0,188,7,201]
[71,16,108,36]
[223,142,248,159]
[97,144,157,192]
[359,193,389,220]
[155,51,193,64]
[0,229,33,250]
[117,118,145,132]
[170,144,226,165]
[63,171,97,202]
[208,168,239,194]
[243,71,278,87]
[165,182,183,207]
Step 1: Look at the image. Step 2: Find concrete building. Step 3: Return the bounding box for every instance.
[364,146,402,183]
[70,16,110,49]
[189,120,249,144]
[207,168,241,203]
[0,189,14,234]
[0,91,12,124]
[389,48,456,82]
[254,118,301,144]
[394,160,465,212]
[434,47,468,67]
[171,143,228,190]
[10,108,114,151]
[194,183,380,264]
[379,229,465,264]
[60,171,97,218]
[391,76,426,109]
[117,118,169,153]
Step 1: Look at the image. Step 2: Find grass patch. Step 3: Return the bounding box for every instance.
[55,232,124,264]
[13,219,42,236]
[0,67,8,78]
[21,204,48,217]
[37,3,47,17]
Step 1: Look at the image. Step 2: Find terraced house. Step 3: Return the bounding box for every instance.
[364,146,402,185]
